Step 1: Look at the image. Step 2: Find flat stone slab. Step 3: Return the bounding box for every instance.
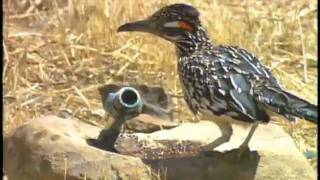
[115,121,317,180]
[4,116,317,180]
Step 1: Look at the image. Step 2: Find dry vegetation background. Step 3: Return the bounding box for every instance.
[3,0,318,168]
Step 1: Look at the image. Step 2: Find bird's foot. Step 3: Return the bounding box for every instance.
[199,149,215,157]
[192,114,202,122]
[236,145,251,160]
[197,145,215,157]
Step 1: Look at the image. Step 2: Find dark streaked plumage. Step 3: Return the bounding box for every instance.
[118,3,318,156]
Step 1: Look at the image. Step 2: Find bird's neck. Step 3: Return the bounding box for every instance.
[174,27,213,57]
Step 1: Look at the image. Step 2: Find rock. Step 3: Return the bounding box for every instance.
[115,121,317,180]
[125,114,179,133]
[3,116,151,180]
[4,115,316,180]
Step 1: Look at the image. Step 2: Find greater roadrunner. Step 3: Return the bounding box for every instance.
[118,3,318,157]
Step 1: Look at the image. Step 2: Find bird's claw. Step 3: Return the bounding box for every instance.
[236,145,250,160]
[199,149,215,157]
[197,145,215,157]
[199,144,214,152]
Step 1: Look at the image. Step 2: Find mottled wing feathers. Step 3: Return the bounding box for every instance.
[211,74,270,122]
[179,45,273,123]
[208,46,272,122]
[179,43,317,124]
[214,46,280,85]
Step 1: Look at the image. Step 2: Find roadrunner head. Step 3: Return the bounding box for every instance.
[118,4,211,55]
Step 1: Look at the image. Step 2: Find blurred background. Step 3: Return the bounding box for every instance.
[3,0,317,168]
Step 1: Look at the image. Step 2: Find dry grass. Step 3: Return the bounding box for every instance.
[3,0,317,169]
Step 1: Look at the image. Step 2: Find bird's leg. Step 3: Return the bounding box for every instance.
[200,120,233,151]
[192,113,201,122]
[237,122,259,159]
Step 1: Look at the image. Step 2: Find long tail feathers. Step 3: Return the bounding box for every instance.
[255,87,318,123]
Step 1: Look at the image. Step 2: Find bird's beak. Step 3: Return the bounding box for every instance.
[117,19,155,33]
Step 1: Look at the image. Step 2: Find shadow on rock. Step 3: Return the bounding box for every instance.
[86,128,120,153]
[87,131,260,180]
[143,149,260,180]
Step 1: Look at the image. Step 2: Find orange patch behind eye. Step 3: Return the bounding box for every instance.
[178,21,193,32]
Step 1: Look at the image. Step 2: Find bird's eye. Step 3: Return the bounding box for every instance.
[163,21,193,32]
